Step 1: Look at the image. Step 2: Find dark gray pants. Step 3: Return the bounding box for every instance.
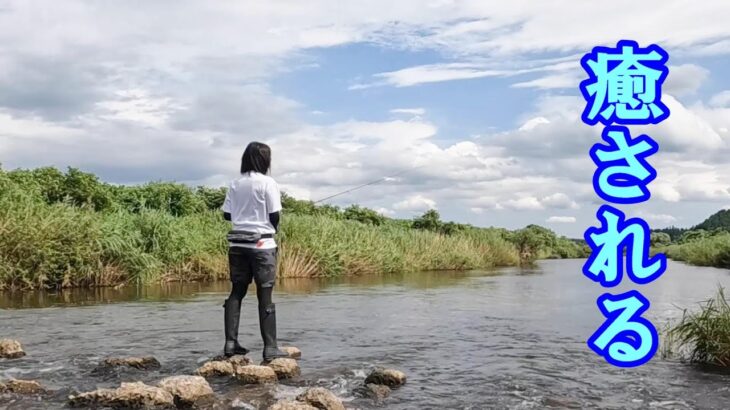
[228,246,277,288]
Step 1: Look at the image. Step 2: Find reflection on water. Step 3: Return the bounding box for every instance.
[2,260,730,410]
[0,269,496,309]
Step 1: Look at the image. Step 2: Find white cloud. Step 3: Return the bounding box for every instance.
[636,212,677,224]
[94,89,179,128]
[547,216,576,223]
[518,116,550,132]
[390,108,426,116]
[355,59,578,88]
[393,195,437,211]
[664,64,710,96]
[374,207,396,216]
[710,91,730,108]
[644,95,723,151]
[512,72,583,90]
[358,63,506,88]
[652,183,682,202]
[502,197,544,211]
[541,193,579,210]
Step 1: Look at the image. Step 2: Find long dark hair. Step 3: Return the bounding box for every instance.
[240,142,271,174]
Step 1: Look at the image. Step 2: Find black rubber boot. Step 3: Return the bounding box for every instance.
[258,303,288,362]
[223,298,250,357]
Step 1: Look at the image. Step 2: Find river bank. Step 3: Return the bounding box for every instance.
[0,167,587,290]
[659,233,730,269]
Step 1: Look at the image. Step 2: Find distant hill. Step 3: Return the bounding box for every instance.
[693,209,730,231]
[653,209,730,241]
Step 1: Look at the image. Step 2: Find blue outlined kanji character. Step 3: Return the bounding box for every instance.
[588,290,658,367]
[583,205,666,287]
[580,40,669,125]
[590,126,658,204]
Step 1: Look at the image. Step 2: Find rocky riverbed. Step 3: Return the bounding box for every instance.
[1,338,406,409]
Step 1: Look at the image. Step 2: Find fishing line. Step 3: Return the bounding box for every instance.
[312,164,425,204]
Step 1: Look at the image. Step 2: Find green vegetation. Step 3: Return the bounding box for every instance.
[651,209,730,269]
[694,209,730,232]
[666,287,730,367]
[0,166,587,290]
[661,233,730,269]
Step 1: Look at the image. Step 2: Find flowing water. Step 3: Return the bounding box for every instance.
[2,259,730,409]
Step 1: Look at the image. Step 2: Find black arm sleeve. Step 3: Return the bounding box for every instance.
[269,211,280,232]
[223,212,231,221]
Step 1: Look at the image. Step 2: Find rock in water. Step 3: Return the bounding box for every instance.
[210,354,253,367]
[157,375,213,405]
[0,339,25,359]
[296,387,345,410]
[235,365,278,384]
[197,355,253,378]
[2,379,45,394]
[227,355,253,367]
[364,368,407,388]
[269,400,318,410]
[69,381,175,408]
[264,358,300,379]
[365,383,391,401]
[196,360,236,377]
[280,346,302,359]
[100,356,161,370]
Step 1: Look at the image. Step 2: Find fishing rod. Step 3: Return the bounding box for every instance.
[312,165,425,204]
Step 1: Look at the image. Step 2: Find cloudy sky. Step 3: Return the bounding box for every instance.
[1,1,730,237]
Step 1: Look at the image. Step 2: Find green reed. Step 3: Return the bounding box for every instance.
[667,287,730,366]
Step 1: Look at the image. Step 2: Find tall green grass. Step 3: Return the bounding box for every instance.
[278,214,520,277]
[661,233,730,269]
[0,166,581,290]
[666,287,730,366]
[0,203,520,289]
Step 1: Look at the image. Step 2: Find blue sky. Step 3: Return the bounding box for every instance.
[1,1,730,237]
[274,44,537,135]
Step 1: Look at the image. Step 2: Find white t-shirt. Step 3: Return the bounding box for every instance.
[221,172,282,249]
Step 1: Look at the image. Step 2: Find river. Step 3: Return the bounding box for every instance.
[2,259,730,409]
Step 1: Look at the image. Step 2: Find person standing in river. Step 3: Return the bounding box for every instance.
[220,142,289,361]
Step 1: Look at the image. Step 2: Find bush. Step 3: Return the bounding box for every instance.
[343,204,386,225]
[650,232,671,246]
[196,186,227,211]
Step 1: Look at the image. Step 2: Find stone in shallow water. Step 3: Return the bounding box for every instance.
[269,400,318,410]
[157,375,213,405]
[196,360,236,377]
[364,368,407,388]
[263,358,300,379]
[100,356,161,370]
[0,339,25,359]
[198,355,254,378]
[68,381,175,408]
[2,379,45,394]
[365,383,391,401]
[228,355,253,367]
[280,346,302,359]
[296,387,345,410]
[210,354,253,367]
[234,365,278,384]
